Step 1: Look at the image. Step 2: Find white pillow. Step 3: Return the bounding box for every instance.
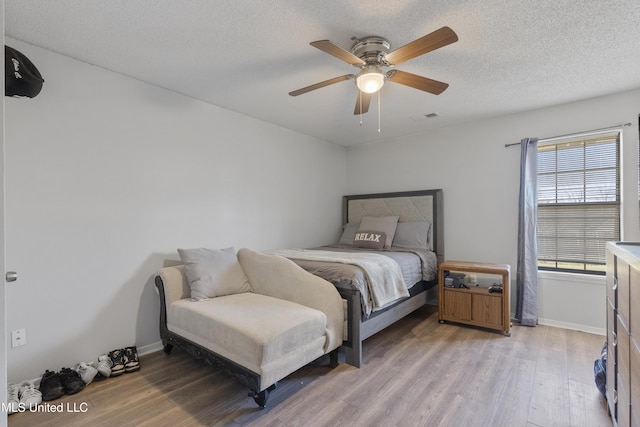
[177,247,251,300]
[358,216,399,249]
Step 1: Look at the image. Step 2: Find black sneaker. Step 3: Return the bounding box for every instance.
[59,367,85,395]
[108,349,126,377]
[123,346,140,373]
[39,370,64,401]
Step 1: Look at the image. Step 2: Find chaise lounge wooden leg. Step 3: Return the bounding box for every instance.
[329,348,339,368]
[250,382,278,408]
[163,343,173,355]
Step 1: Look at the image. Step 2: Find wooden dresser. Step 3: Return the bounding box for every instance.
[606,242,640,426]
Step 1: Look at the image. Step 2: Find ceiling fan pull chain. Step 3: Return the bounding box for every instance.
[377,91,381,133]
[359,91,364,126]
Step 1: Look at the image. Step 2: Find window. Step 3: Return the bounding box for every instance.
[537,132,620,274]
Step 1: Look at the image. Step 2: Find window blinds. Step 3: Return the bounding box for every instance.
[537,133,620,274]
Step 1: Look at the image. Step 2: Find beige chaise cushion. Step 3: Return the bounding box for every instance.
[237,248,344,353]
[168,292,326,388]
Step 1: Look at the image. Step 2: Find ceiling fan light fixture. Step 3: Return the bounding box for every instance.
[356,69,385,94]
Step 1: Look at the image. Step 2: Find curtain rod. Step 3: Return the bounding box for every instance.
[504,122,633,147]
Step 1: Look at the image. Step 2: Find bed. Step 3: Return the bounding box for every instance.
[275,189,444,367]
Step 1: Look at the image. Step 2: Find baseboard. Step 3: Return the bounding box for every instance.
[138,341,163,356]
[538,317,606,337]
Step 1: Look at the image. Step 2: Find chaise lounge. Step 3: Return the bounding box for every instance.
[155,247,344,407]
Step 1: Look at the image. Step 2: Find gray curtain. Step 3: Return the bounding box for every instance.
[515,137,538,326]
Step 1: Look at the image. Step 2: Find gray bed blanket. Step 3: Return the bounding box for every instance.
[273,249,410,313]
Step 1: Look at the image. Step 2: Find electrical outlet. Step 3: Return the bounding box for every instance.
[11,329,26,348]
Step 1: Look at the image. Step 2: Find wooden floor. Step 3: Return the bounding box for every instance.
[8,305,611,427]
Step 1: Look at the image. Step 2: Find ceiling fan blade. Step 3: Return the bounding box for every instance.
[289,74,354,96]
[310,40,366,66]
[353,92,372,115]
[387,70,449,95]
[384,27,458,65]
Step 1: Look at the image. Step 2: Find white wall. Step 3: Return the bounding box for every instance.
[4,39,347,382]
[347,89,640,335]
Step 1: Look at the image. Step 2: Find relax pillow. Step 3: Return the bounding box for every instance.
[338,222,360,245]
[353,230,386,249]
[392,221,432,249]
[358,216,399,248]
[177,247,251,300]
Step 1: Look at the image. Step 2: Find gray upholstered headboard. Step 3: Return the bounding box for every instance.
[343,189,444,264]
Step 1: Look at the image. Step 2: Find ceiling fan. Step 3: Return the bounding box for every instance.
[289,27,458,115]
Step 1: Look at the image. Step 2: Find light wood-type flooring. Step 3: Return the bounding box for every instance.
[8,305,611,427]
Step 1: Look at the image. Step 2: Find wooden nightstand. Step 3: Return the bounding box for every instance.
[438,260,511,336]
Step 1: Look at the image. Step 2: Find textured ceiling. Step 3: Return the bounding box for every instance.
[5,0,640,146]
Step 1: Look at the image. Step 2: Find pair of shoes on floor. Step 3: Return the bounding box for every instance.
[104,346,140,377]
[123,346,141,373]
[7,381,42,413]
[39,368,84,401]
[19,382,42,410]
[73,361,98,385]
[96,354,113,378]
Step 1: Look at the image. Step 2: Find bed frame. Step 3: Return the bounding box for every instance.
[338,189,444,367]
